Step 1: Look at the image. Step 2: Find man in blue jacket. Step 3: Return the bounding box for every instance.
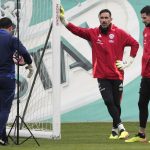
[0,17,33,145]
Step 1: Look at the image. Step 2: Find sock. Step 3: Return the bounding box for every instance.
[117,123,125,133]
[137,132,145,138]
[112,128,118,136]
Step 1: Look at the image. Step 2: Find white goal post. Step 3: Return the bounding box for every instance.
[51,0,61,138]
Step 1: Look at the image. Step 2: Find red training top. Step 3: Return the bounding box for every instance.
[67,23,139,80]
[141,27,150,78]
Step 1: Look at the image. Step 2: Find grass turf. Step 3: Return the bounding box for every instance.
[1,122,150,150]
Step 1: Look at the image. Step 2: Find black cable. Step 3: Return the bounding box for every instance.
[20,21,53,129]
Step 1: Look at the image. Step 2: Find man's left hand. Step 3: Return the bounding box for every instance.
[116,56,134,70]
[25,64,34,78]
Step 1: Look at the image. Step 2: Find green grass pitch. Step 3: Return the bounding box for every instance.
[1,122,150,150]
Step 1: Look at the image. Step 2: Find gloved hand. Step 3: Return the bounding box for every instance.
[25,64,34,78]
[60,6,68,26]
[116,56,134,70]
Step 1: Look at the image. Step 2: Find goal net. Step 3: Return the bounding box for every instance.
[0,0,61,139]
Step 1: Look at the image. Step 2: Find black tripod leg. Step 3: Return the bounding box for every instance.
[19,116,40,146]
[7,116,40,146]
[7,117,17,143]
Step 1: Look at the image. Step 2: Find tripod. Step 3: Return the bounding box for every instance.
[7,0,39,146]
[7,116,40,146]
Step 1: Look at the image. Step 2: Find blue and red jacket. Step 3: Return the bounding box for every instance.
[67,23,139,80]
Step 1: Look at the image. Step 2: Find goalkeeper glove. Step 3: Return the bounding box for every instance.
[116,56,134,70]
[25,64,34,78]
[60,6,68,26]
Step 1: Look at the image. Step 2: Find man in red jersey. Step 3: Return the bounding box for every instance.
[60,7,139,140]
[125,5,150,143]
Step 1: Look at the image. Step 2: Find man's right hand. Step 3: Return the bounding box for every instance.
[60,6,68,26]
[25,64,34,78]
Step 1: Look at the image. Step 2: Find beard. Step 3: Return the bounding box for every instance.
[146,23,150,27]
[100,24,111,34]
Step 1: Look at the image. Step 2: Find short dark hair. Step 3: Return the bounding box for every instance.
[98,9,111,17]
[140,5,150,15]
[0,17,13,29]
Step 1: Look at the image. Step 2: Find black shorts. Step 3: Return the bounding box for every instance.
[97,79,123,104]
